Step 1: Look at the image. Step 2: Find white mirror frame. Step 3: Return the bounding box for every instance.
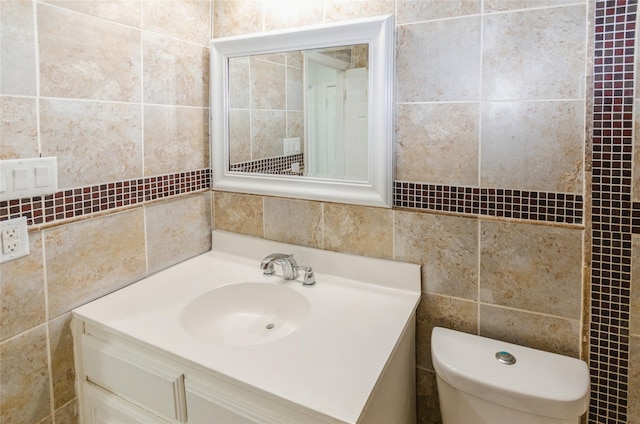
[210,15,394,208]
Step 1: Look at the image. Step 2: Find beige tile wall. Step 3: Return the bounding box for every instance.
[5,0,634,423]
[0,1,212,422]
[213,2,590,423]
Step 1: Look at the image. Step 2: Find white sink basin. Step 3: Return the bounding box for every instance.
[72,230,421,423]
[179,282,310,346]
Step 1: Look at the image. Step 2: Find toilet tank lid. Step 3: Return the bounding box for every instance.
[431,327,590,419]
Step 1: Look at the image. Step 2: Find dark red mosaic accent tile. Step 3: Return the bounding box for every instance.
[590,1,636,423]
[393,181,583,224]
[229,153,304,176]
[632,202,640,234]
[0,169,211,226]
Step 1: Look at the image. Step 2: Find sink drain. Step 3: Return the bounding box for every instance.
[265,323,275,330]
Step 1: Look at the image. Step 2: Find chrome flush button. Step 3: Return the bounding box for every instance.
[495,351,517,365]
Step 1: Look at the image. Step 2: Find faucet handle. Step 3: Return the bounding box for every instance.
[296,266,316,286]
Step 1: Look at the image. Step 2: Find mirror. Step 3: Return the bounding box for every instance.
[211,15,394,207]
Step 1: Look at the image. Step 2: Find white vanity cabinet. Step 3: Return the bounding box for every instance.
[71,230,421,424]
[73,321,348,424]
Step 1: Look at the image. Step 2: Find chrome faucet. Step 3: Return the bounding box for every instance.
[260,253,316,285]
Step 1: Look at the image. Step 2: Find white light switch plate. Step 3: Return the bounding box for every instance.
[0,157,58,201]
[0,216,29,263]
[283,137,301,155]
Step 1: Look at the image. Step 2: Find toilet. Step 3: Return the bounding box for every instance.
[431,327,590,424]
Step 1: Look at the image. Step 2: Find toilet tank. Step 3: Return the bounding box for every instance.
[431,327,589,422]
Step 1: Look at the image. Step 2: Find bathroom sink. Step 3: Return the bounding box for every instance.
[73,230,422,423]
[179,282,310,346]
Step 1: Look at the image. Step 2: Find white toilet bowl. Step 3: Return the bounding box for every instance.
[431,327,590,424]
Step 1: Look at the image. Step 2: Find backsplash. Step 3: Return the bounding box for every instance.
[1,1,639,424]
[0,170,210,225]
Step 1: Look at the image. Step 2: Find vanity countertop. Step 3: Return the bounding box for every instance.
[73,230,421,423]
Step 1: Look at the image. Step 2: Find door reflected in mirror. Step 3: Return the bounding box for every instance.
[228,44,369,181]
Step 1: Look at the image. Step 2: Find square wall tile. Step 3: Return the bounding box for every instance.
[482,5,586,100]
[213,0,263,38]
[323,203,392,259]
[481,100,584,193]
[264,197,323,248]
[43,0,142,27]
[395,102,480,186]
[324,0,394,22]
[415,294,478,370]
[45,209,147,318]
[480,220,583,319]
[40,99,142,188]
[286,111,303,144]
[229,57,250,108]
[0,325,51,423]
[38,4,141,102]
[480,304,580,357]
[229,109,251,163]
[143,32,209,107]
[1,96,39,159]
[416,368,441,424]
[396,16,481,102]
[143,0,210,45]
[397,0,480,25]
[48,314,75,409]
[263,1,322,31]
[251,57,286,110]
[394,211,479,299]
[143,105,209,176]
[630,336,640,421]
[213,192,264,237]
[1,0,37,96]
[251,110,286,159]
[483,0,586,13]
[286,66,303,111]
[0,231,45,342]
[146,193,212,274]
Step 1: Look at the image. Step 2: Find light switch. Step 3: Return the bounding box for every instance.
[34,166,49,188]
[13,168,29,190]
[283,137,301,155]
[0,157,58,201]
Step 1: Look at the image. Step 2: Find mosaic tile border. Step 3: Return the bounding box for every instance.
[0,171,589,228]
[393,181,584,224]
[589,1,636,422]
[229,153,304,176]
[0,169,210,226]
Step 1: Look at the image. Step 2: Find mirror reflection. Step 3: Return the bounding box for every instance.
[227,44,369,181]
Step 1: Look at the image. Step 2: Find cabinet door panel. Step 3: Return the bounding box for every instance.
[84,382,172,424]
[82,334,186,422]
[186,389,255,423]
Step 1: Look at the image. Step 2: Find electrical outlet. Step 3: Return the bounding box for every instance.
[0,217,29,263]
[2,226,18,240]
[3,238,19,253]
